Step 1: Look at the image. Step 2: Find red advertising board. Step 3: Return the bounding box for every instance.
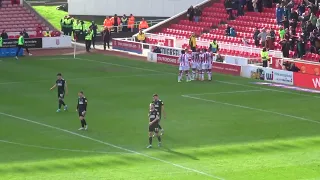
[271,58,320,75]
[112,39,143,54]
[294,72,320,89]
[156,54,179,66]
[212,62,241,76]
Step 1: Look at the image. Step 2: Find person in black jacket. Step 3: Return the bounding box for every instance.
[280,39,290,58]
[102,28,111,50]
[1,30,8,39]
[194,7,202,22]
[89,21,98,49]
[187,6,194,21]
[253,27,260,47]
[224,0,233,20]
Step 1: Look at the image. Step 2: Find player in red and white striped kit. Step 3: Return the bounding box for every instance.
[178,50,191,82]
[198,50,205,81]
[205,50,213,81]
[190,51,198,80]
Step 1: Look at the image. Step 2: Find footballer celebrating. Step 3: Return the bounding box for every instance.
[147,103,161,148]
[77,91,88,130]
[50,73,68,112]
[152,94,166,135]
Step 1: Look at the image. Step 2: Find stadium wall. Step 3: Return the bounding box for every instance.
[68,0,206,17]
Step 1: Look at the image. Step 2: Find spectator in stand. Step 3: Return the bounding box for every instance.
[309,13,317,28]
[36,24,43,37]
[225,25,231,36]
[280,39,290,57]
[89,21,98,49]
[139,18,149,30]
[290,8,298,31]
[252,0,258,12]
[263,0,272,8]
[102,27,111,50]
[306,21,314,35]
[253,27,260,46]
[309,30,317,53]
[128,14,135,32]
[284,28,291,40]
[256,0,263,13]
[282,16,290,29]
[224,0,233,20]
[246,0,254,12]
[269,27,276,42]
[296,35,306,58]
[258,28,267,47]
[265,36,275,50]
[239,0,246,16]
[189,33,197,52]
[297,2,305,16]
[112,14,121,32]
[1,30,8,39]
[230,27,237,37]
[215,52,224,62]
[276,4,284,25]
[187,6,194,21]
[194,7,202,22]
[316,18,320,30]
[137,30,146,43]
[43,30,51,37]
[279,26,285,40]
[121,14,128,32]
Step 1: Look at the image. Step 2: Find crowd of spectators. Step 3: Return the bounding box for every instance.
[187,6,203,22]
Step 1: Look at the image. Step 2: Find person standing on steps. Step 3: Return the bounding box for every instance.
[15,32,32,60]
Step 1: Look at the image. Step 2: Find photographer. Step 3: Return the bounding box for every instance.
[283,61,300,72]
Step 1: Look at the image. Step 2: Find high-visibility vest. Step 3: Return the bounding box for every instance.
[85,31,93,40]
[128,16,135,28]
[18,36,24,45]
[210,42,218,52]
[0,37,2,47]
[261,51,269,61]
[121,17,128,24]
[189,36,196,47]
[279,29,285,40]
[137,33,145,41]
[73,23,80,30]
[44,31,51,37]
[139,21,149,29]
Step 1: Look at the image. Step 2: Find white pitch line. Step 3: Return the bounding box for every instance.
[0,73,164,85]
[0,112,225,180]
[184,89,264,96]
[0,140,130,154]
[181,95,320,125]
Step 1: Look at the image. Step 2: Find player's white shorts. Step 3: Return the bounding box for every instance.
[191,62,197,69]
[183,65,190,71]
[179,66,184,71]
[197,63,202,70]
[208,63,212,70]
[202,63,207,70]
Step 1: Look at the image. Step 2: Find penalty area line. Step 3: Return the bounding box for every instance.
[181,95,320,125]
[183,89,265,96]
[0,140,130,154]
[0,112,225,180]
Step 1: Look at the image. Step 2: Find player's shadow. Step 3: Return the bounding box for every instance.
[157,147,199,160]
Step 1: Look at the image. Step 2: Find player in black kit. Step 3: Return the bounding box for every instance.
[50,73,68,112]
[77,91,88,130]
[152,94,166,136]
[147,103,161,148]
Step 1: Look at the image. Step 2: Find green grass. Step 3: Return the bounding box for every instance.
[32,5,102,30]
[0,54,320,180]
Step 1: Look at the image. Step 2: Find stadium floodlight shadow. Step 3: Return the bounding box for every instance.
[155,146,199,161]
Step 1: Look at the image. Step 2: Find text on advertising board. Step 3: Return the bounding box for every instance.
[156,46,181,56]
[212,62,241,76]
[2,38,42,48]
[156,54,179,65]
[112,39,143,54]
[294,72,320,90]
[262,68,293,85]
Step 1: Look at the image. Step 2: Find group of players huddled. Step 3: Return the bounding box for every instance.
[178,49,214,82]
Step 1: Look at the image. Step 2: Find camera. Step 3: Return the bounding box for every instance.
[283,61,300,72]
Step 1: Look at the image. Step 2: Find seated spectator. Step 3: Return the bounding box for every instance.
[153,46,161,53]
[187,6,194,21]
[1,30,8,39]
[230,27,237,37]
[225,25,231,36]
[215,52,224,62]
[139,18,149,30]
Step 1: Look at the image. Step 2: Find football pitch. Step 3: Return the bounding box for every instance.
[0,54,320,180]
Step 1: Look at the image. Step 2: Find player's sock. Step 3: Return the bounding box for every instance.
[58,100,62,109]
[208,72,212,80]
[149,137,152,145]
[192,70,196,80]
[157,136,161,142]
[61,100,66,106]
[83,119,87,126]
[81,120,85,128]
[178,72,182,82]
[158,125,162,130]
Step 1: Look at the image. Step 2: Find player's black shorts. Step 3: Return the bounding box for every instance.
[58,92,65,99]
[149,123,159,132]
[78,109,86,117]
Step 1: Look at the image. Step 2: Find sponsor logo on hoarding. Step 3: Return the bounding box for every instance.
[212,62,241,76]
[293,72,320,89]
[112,40,142,54]
[158,47,181,56]
[157,54,179,65]
[262,68,293,85]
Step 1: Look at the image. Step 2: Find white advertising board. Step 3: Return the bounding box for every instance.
[147,52,158,63]
[224,55,249,66]
[42,36,72,48]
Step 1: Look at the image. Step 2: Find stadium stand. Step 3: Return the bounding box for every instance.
[0,0,49,37]
[145,0,320,62]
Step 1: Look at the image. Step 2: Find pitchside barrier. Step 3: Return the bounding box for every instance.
[0,36,72,57]
[112,37,320,91]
